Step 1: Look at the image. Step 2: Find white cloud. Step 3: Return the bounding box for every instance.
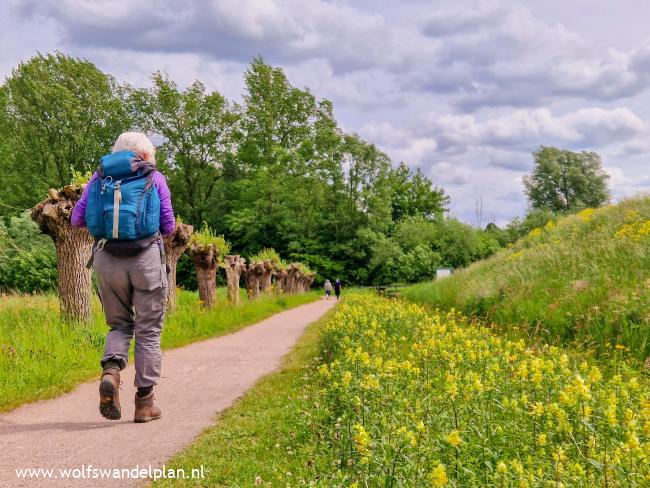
[604,166,627,186]
[431,161,472,185]
[426,107,646,151]
[416,2,650,108]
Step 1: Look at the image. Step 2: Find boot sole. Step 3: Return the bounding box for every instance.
[134,414,161,423]
[99,379,121,420]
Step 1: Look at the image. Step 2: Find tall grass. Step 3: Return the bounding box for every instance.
[0,289,318,412]
[405,196,650,363]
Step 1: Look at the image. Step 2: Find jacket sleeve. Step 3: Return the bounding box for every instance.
[154,172,176,235]
[71,172,98,228]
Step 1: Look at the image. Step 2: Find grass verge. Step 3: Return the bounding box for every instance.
[152,303,338,487]
[158,295,650,486]
[0,289,319,413]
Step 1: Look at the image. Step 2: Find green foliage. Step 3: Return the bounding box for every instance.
[0,212,57,293]
[405,196,650,362]
[175,253,198,291]
[249,247,281,264]
[388,162,449,221]
[434,217,501,268]
[524,146,610,213]
[394,215,438,250]
[191,223,231,256]
[294,262,312,275]
[130,72,239,227]
[69,167,93,187]
[1,52,131,212]
[503,208,557,243]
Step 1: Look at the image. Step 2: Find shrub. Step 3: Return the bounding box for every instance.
[0,213,57,293]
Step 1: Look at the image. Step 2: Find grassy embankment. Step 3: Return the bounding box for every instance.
[156,295,649,486]
[0,288,319,412]
[406,196,650,363]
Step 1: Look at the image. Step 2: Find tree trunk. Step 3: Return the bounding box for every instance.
[286,265,300,294]
[245,262,264,300]
[163,222,194,311]
[260,260,275,294]
[304,273,315,292]
[224,255,246,305]
[31,185,94,323]
[276,269,288,293]
[188,244,217,308]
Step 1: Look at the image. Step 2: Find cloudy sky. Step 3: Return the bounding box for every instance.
[2,0,650,224]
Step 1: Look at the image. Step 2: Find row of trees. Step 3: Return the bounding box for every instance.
[0,52,452,286]
[0,52,614,293]
[31,180,315,322]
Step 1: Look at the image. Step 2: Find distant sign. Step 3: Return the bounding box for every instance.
[436,268,453,279]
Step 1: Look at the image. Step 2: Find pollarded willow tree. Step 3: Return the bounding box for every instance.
[244,261,265,300]
[3,53,130,322]
[187,224,231,309]
[163,219,194,311]
[249,248,282,294]
[31,180,94,322]
[223,255,246,305]
[303,272,316,292]
[293,264,314,293]
[275,265,289,294]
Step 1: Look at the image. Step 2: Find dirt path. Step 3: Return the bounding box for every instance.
[0,298,336,487]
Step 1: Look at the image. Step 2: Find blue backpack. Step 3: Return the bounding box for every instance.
[85,151,161,241]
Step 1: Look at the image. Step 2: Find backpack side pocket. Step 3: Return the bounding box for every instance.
[85,178,105,238]
[142,186,161,237]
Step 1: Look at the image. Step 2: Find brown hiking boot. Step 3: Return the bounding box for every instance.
[99,368,121,420]
[134,391,161,423]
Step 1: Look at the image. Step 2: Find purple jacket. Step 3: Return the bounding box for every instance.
[71,171,176,235]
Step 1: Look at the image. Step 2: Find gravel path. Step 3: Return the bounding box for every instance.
[0,298,335,487]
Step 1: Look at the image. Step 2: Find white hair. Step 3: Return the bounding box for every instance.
[112,132,156,162]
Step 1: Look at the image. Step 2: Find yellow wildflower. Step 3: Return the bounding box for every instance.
[446,429,462,447]
[430,464,448,486]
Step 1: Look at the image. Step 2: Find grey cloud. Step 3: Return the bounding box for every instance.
[15,0,427,76]
[425,107,646,153]
[421,4,507,37]
[430,161,473,185]
[415,2,650,108]
[485,149,531,171]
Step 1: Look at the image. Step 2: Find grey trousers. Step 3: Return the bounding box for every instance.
[94,243,168,388]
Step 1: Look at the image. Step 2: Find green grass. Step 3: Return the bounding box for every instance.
[155,293,649,487]
[0,288,319,413]
[152,304,340,487]
[404,195,650,363]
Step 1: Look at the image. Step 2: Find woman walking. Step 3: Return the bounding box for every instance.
[324,279,333,300]
[72,132,175,423]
